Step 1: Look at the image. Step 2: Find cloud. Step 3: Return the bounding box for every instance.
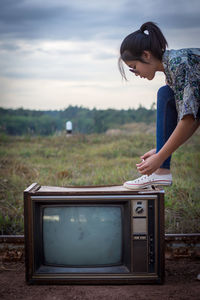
[123,0,200,28]
[0,0,200,44]
[0,0,200,110]
[0,0,126,41]
[1,0,200,41]
[0,74,165,110]
[0,39,118,82]
[0,1,77,39]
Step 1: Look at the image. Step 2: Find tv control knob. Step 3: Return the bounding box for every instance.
[135,206,144,214]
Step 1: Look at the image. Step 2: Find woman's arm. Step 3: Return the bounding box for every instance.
[137,115,200,175]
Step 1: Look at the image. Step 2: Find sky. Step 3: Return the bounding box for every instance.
[0,0,200,110]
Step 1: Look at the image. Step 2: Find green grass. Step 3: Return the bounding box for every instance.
[0,125,199,234]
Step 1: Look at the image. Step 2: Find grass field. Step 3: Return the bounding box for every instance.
[0,123,200,234]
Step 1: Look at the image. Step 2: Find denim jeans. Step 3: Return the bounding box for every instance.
[156,85,177,169]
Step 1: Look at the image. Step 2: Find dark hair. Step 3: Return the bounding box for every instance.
[118,21,168,79]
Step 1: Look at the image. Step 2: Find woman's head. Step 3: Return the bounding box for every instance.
[118,22,168,80]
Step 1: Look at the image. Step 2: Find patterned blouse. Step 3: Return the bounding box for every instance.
[162,48,200,121]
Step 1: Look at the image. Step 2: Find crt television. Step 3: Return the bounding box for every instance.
[24,183,165,284]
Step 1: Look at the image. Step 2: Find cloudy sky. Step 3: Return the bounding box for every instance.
[0,0,200,110]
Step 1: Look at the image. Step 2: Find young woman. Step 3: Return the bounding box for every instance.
[118,21,200,189]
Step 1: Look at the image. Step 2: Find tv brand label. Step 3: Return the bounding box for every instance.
[133,235,147,240]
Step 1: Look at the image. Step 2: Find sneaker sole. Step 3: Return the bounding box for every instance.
[123,180,172,190]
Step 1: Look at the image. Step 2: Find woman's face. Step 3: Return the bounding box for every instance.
[126,60,156,80]
[124,51,160,80]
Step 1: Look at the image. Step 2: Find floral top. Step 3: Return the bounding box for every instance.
[162,48,200,121]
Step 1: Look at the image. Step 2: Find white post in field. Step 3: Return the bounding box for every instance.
[66,121,72,136]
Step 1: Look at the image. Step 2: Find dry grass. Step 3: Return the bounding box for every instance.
[0,124,200,234]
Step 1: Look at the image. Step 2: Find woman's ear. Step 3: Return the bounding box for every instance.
[142,51,151,61]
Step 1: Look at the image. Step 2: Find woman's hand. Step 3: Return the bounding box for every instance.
[136,115,200,176]
[136,153,163,176]
[140,148,156,160]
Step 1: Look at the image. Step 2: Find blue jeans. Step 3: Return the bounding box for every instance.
[156,85,177,169]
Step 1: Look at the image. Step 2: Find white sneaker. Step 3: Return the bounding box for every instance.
[123,173,172,190]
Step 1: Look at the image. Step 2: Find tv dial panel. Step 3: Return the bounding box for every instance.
[131,199,156,273]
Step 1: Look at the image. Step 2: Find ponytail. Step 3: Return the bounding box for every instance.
[118,21,168,79]
[140,22,168,60]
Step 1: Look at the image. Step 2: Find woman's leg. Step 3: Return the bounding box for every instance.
[123,85,177,189]
[156,85,177,173]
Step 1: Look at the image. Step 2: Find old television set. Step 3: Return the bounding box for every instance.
[24,183,165,284]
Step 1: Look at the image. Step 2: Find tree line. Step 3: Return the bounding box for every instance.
[0,105,156,135]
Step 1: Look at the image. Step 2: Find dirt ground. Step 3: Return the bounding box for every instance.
[0,259,200,300]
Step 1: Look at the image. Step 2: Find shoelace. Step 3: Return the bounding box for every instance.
[135,175,149,183]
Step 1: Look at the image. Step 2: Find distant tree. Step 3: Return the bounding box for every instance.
[0,105,156,136]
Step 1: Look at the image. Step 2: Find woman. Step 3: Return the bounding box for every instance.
[118,21,200,189]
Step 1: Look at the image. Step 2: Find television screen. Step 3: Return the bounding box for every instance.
[43,206,122,266]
